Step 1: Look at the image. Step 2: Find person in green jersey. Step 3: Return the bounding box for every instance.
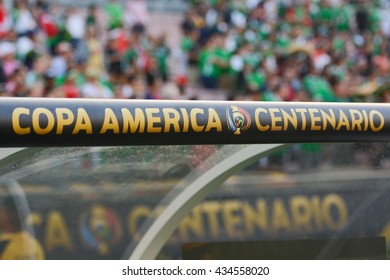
[154,35,170,82]
[199,36,219,89]
[105,0,123,30]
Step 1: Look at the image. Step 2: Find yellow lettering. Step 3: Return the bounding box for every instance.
[205,108,222,132]
[12,108,30,135]
[72,108,92,134]
[320,109,336,130]
[269,108,282,131]
[122,108,145,133]
[272,199,290,232]
[55,108,74,134]
[322,194,348,230]
[281,109,298,130]
[290,196,312,231]
[242,199,268,235]
[222,200,243,238]
[32,108,55,135]
[255,108,270,131]
[190,108,204,132]
[163,108,181,133]
[45,211,74,252]
[100,108,119,134]
[349,109,363,131]
[178,206,204,240]
[295,109,308,130]
[145,108,162,133]
[336,110,351,131]
[308,109,321,131]
[369,110,385,132]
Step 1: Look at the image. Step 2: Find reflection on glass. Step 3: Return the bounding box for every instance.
[0,143,389,260]
[160,143,390,260]
[0,145,231,260]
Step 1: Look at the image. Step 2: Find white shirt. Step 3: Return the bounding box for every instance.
[16,36,34,58]
[81,82,114,99]
[66,13,86,39]
[48,56,67,78]
[14,9,36,34]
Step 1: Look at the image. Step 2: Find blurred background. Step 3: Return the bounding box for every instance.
[1,0,390,260]
[0,0,389,101]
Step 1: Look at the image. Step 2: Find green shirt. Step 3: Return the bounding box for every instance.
[245,70,266,92]
[262,90,279,101]
[337,4,354,31]
[105,3,123,30]
[303,75,336,102]
[125,48,138,65]
[301,143,321,153]
[243,52,261,68]
[332,37,345,53]
[319,5,338,25]
[275,35,291,54]
[214,47,231,73]
[199,49,219,78]
[369,7,381,32]
[155,45,170,77]
[181,36,194,53]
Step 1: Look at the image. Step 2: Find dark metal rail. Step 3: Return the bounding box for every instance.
[0,98,389,146]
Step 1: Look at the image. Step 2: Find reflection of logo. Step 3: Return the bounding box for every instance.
[226,106,251,135]
[80,205,122,256]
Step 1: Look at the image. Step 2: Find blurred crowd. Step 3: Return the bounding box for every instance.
[0,0,179,99]
[181,0,390,101]
[0,0,390,102]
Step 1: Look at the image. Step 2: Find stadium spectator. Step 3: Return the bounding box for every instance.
[0,0,387,102]
[81,68,113,99]
[179,0,390,102]
[47,41,72,78]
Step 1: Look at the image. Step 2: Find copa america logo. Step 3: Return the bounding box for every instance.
[226,105,251,135]
[80,205,122,256]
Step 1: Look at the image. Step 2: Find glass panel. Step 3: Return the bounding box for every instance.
[163,143,390,260]
[0,144,249,260]
[1,143,389,260]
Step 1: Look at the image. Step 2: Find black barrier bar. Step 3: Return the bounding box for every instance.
[0,98,390,147]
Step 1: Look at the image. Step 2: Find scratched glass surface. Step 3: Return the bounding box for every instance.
[0,143,389,259]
